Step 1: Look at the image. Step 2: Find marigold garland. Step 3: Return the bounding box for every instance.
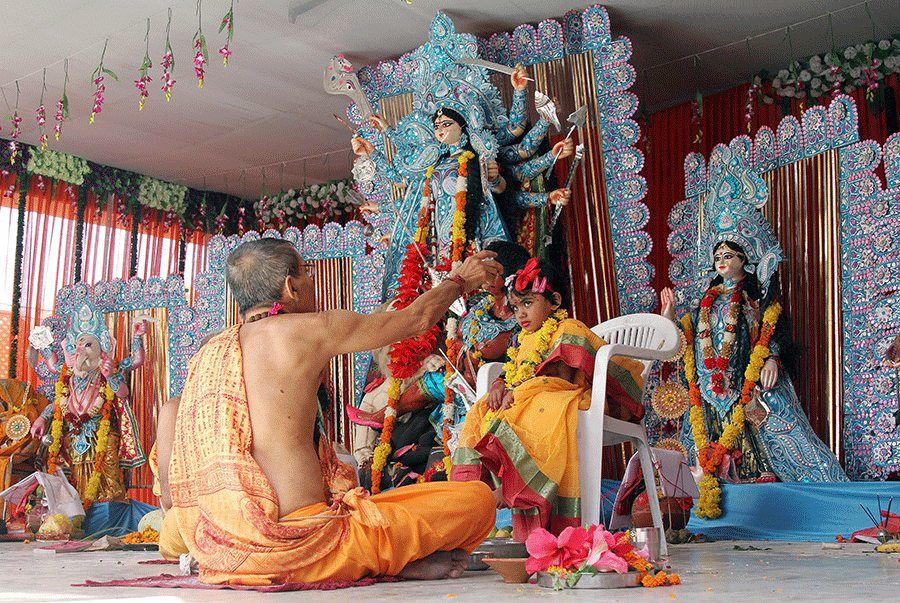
[503,309,567,389]
[122,526,160,544]
[441,151,472,462]
[46,365,116,507]
[683,300,782,518]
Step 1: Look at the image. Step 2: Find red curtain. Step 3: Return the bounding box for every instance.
[0,172,210,504]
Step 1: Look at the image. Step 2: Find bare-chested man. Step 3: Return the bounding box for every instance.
[167,238,501,585]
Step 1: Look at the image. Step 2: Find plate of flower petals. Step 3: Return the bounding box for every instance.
[536,570,643,589]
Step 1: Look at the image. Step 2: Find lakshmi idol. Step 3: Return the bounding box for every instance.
[660,150,846,518]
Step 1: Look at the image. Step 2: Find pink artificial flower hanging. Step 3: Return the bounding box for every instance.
[36,105,48,149]
[194,38,207,88]
[90,75,105,124]
[54,99,65,141]
[161,51,176,101]
[10,112,22,139]
[135,55,152,111]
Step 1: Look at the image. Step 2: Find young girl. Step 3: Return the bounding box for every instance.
[450,258,645,541]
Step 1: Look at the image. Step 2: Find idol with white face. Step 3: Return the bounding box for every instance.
[433,111,464,147]
[66,333,104,376]
[713,241,748,285]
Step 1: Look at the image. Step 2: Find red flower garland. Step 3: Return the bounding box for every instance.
[697,284,743,395]
[372,175,439,492]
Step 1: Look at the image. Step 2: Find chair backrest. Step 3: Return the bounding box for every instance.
[591,313,680,357]
[591,313,680,380]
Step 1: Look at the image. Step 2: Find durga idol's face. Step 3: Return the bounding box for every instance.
[434,115,463,146]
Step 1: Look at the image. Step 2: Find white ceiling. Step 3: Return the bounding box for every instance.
[1,0,898,200]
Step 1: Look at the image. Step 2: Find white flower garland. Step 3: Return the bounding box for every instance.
[254,177,357,226]
[760,35,900,102]
[137,176,187,214]
[26,149,90,185]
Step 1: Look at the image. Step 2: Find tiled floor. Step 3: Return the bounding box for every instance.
[1,539,899,602]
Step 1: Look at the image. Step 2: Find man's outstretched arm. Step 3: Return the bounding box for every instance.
[320,250,503,358]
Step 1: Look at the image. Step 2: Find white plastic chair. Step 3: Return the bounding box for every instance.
[579,313,681,557]
[473,313,680,557]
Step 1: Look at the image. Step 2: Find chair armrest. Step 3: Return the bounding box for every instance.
[475,362,505,400]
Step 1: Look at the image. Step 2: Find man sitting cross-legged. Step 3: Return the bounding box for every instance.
[168,238,501,585]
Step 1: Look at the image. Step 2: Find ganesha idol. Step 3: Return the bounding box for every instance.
[27,301,148,505]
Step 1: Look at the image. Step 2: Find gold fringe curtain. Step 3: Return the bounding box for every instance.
[112,308,170,504]
[512,55,627,475]
[762,150,843,457]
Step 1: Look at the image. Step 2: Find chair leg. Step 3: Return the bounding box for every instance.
[634,439,669,558]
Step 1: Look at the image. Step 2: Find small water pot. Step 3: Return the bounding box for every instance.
[630,527,662,562]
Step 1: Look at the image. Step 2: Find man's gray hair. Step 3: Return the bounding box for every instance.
[225,239,301,315]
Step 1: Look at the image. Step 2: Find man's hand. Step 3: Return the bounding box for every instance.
[448,250,503,295]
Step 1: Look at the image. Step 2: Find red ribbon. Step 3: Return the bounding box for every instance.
[513,257,550,293]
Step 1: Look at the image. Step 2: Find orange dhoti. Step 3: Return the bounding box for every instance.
[281,481,493,583]
[169,326,494,585]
